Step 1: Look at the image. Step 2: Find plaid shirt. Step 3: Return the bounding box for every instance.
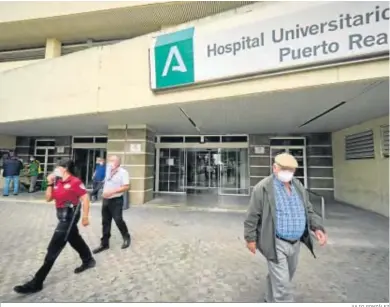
[273,176,306,241]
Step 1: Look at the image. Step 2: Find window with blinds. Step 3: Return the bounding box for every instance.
[345,130,375,160]
[381,125,389,158]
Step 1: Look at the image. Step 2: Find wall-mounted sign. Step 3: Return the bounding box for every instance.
[129,143,142,153]
[254,146,265,154]
[150,1,388,90]
[57,146,65,154]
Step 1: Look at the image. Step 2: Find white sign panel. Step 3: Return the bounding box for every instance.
[129,143,142,153]
[150,1,388,90]
[254,146,265,155]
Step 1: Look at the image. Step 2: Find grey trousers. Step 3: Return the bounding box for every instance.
[29,176,38,192]
[265,238,301,302]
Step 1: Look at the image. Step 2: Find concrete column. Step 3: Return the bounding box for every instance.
[0,135,16,149]
[45,38,62,59]
[107,125,155,205]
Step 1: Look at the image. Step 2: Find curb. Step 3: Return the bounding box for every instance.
[142,204,247,213]
[0,197,49,204]
[0,197,247,213]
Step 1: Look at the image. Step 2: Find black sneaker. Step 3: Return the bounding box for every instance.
[92,245,109,254]
[74,258,96,274]
[14,279,43,294]
[121,236,131,249]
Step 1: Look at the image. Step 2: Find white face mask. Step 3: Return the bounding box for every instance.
[108,162,115,169]
[54,168,63,178]
[277,170,294,183]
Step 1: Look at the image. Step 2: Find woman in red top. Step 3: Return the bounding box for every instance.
[14,159,96,294]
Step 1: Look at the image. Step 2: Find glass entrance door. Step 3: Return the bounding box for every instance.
[156,147,250,196]
[73,149,106,187]
[270,146,307,188]
[186,149,219,192]
[158,148,186,193]
[219,148,249,195]
[34,147,55,180]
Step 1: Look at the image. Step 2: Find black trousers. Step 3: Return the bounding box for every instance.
[90,180,103,200]
[101,196,130,246]
[34,207,93,284]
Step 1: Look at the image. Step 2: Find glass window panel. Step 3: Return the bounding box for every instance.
[73,137,94,143]
[158,149,170,192]
[95,137,108,144]
[160,136,183,143]
[46,164,55,173]
[35,149,46,156]
[36,140,55,147]
[219,148,249,195]
[204,136,220,143]
[221,136,248,143]
[36,156,45,164]
[270,138,305,146]
[185,137,201,143]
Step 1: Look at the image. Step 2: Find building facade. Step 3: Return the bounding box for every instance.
[0,1,388,216]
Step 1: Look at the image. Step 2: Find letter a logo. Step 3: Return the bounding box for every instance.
[153,27,195,89]
[162,46,187,77]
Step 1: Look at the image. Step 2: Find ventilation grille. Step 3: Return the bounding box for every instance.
[381,125,389,158]
[345,130,375,160]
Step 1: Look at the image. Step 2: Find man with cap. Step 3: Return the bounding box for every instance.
[244,152,327,303]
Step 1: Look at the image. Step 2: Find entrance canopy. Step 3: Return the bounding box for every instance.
[0,78,388,136]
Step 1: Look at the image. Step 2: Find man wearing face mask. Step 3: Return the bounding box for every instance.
[28,156,40,193]
[93,155,131,254]
[90,157,106,202]
[244,153,327,303]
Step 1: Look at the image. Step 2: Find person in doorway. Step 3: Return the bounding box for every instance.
[13,159,96,294]
[244,153,327,303]
[28,156,40,193]
[2,152,23,196]
[90,157,106,202]
[93,155,131,254]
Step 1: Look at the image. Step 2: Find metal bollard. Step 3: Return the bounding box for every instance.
[123,190,130,210]
[321,196,325,222]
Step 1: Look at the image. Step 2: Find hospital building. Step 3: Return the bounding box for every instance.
[0,1,388,216]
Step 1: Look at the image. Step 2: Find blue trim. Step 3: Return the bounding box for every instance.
[155,27,195,47]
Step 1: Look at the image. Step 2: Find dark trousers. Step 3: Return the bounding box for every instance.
[34,207,93,284]
[90,180,103,201]
[101,196,130,246]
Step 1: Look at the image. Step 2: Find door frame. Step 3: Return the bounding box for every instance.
[218,148,250,196]
[155,148,188,194]
[269,145,308,188]
[34,146,55,179]
[72,148,105,187]
[185,149,216,191]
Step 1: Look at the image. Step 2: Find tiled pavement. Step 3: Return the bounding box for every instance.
[0,198,388,303]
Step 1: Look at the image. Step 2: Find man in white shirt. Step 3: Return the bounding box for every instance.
[93,155,131,254]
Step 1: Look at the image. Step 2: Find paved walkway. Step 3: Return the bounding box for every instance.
[0,198,388,303]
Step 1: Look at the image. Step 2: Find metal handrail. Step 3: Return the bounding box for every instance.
[307,190,326,222]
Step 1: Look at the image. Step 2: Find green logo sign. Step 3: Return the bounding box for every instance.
[153,27,195,89]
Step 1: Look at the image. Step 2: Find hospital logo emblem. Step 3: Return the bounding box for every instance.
[153,27,195,89]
